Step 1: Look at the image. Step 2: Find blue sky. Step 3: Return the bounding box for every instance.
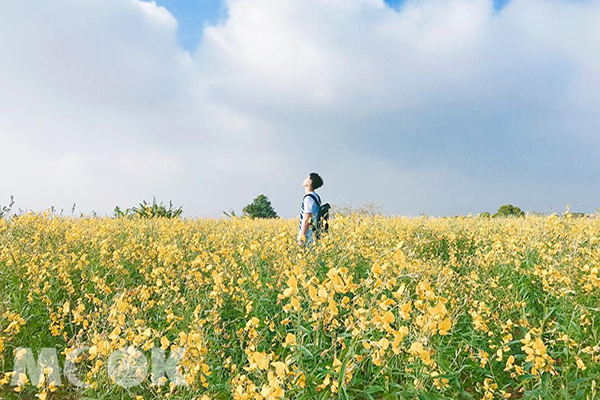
[158,0,512,51]
[154,0,226,50]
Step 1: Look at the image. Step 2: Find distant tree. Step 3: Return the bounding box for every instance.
[477,212,491,218]
[493,204,524,218]
[243,195,278,219]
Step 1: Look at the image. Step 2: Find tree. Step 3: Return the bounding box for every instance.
[493,204,524,218]
[243,195,278,219]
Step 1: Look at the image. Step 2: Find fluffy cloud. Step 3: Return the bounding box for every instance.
[196,0,600,214]
[1,0,600,217]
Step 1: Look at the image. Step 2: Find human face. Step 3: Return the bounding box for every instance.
[302,176,312,189]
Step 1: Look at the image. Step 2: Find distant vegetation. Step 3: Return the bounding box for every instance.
[493,204,525,218]
[242,194,278,219]
[331,202,383,217]
[0,195,15,219]
[0,195,596,220]
[569,212,588,218]
[114,198,182,219]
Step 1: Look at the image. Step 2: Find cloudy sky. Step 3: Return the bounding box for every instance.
[1,0,599,218]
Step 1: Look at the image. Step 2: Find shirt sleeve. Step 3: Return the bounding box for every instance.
[303,196,316,214]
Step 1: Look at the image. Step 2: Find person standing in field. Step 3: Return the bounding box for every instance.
[297,172,324,246]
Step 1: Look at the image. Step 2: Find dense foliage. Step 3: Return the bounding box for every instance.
[114,198,183,219]
[494,205,525,218]
[242,195,278,219]
[0,213,598,399]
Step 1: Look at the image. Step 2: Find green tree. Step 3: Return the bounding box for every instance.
[243,195,278,219]
[493,204,524,218]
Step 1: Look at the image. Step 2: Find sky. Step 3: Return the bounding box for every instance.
[1,0,600,218]
[153,0,226,50]
[155,0,512,51]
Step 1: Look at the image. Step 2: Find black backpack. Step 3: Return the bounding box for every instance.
[303,193,330,239]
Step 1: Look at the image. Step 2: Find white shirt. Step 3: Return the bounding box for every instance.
[298,191,321,242]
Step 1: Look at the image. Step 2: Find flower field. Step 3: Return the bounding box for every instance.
[0,213,598,399]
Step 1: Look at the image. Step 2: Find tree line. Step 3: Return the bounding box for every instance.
[0,195,594,220]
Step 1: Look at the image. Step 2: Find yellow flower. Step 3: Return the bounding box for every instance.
[409,341,434,366]
[575,356,586,371]
[284,333,296,347]
[429,302,447,318]
[400,301,412,320]
[392,326,409,354]
[248,351,270,370]
[283,276,298,297]
[271,361,289,378]
[382,310,395,324]
[438,318,451,335]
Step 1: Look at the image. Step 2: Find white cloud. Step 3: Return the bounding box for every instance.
[136,0,178,28]
[2,0,600,217]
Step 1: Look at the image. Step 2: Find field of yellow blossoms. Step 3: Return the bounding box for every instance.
[0,212,598,399]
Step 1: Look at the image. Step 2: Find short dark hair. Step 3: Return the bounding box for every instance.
[310,172,323,189]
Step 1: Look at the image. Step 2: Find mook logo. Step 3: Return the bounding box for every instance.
[9,346,187,389]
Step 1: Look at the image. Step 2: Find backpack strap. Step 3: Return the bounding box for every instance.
[303,193,321,207]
